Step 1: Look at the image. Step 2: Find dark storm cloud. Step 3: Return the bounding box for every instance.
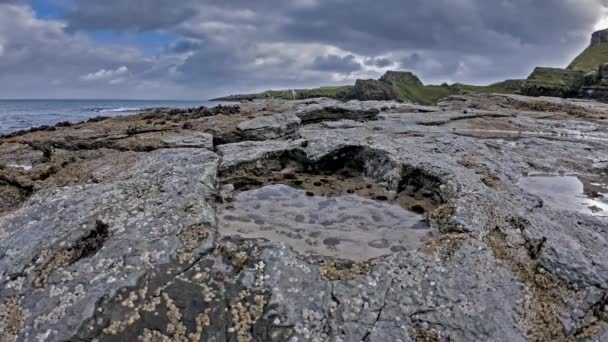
[275,0,593,54]
[167,39,204,54]
[2,0,608,98]
[400,54,421,69]
[311,54,362,73]
[368,57,393,68]
[64,1,200,31]
[64,0,598,51]
[63,1,604,75]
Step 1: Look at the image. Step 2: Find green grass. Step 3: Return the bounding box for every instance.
[393,84,457,105]
[232,86,354,100]
[392,81,522,105]
[213,76,522,104]
[521,67,585,97]
[454,80,524,94]
[303,86,353,97]
[568,43,608,72]
[525,67,584,88]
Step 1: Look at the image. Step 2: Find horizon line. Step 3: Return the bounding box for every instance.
[0,98,213,102]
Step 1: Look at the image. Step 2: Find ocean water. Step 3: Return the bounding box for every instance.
[0,99,229,134]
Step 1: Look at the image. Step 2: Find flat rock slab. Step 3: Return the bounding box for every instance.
[295,101,380,123]
[0,148,219,341]
[217,139,308,170]
[258,239,525,341]
[237,113,301,141]
[2,93,608,341]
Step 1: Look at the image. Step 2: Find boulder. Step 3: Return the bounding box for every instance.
[237,113,301,141]
[294,101,381,123]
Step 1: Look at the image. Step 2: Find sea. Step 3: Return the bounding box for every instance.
[0,99,231,135]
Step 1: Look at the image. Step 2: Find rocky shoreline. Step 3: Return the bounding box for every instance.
[1,93,608,341]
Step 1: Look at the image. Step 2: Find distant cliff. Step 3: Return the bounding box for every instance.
[213,71,521,105]
[523,28,608,100]
[568,28,608,72]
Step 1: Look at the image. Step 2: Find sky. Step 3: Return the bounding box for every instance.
[0,0,607,100]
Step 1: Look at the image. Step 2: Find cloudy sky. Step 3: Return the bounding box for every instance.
[0,0,607,100]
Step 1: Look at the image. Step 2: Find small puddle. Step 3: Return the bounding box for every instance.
[519,175,608,216]
[219,168,441,261]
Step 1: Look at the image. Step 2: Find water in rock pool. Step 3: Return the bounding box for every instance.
[519,175,608,216]
[219,184,432,261]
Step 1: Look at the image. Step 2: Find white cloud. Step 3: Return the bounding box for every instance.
[81,66,129,82]
[2,0,608,99]
[595,9,608,30]
[0,43,3,57]
[0,4,188,99]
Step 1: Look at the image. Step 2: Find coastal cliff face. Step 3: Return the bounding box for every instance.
[346,78,401,101]
[1,93,608,341]
[524,28,608,100]
[521,67,585,98]
[591,28,608,46]
[379,70,423,87]
[343,71,426,102]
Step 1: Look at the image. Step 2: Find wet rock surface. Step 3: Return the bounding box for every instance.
[219,162,440,262]
[1,94,608,341]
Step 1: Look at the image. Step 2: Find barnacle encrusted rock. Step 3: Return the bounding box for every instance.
[1,94,608,341]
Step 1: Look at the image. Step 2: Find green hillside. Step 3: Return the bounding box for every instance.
[521,67,585,98]
[392,80,523,105]
[212,86,353,101]
[393,83,458,105]
[568,43,608,72]
[213,71,522,105]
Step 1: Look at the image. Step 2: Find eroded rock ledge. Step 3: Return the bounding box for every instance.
[1,95,608,341]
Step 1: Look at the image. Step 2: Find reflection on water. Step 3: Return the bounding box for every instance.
[519,175,608,216]
[219,184,432,261]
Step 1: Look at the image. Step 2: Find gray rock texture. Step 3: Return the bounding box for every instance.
[1,93,608,341]
[294,100,381,123]
[238,113,301,141]
[347,79,400,101]
[592,28,608,46]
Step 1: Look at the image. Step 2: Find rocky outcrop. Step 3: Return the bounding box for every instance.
[380,70,423,87]
[522,67,585,98]
[343,71,424,101]
[346,79,400,101]
[294,100,381,123]
[591,28,608,46]
[524,29,608,101]
[238,114,301,141]
[568,28,608,74]
[236,100,385,140]
[580,63,608,101]
[2,94,608,341]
